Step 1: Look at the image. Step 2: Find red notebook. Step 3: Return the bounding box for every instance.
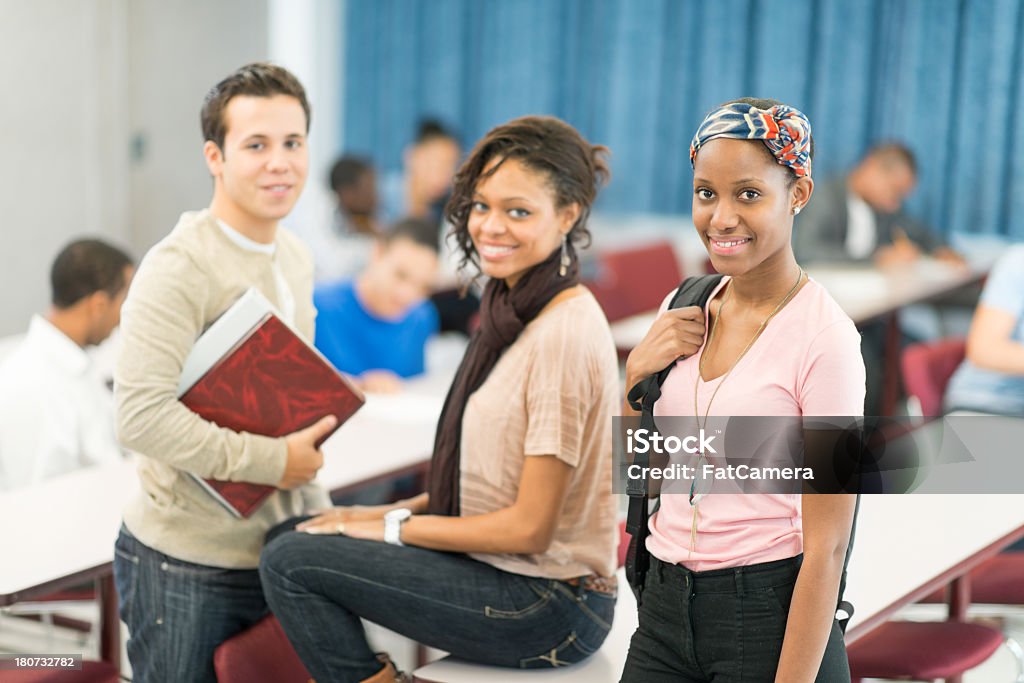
[176,288,364,518]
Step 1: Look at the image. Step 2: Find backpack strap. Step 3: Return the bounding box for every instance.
[624,274,723,602]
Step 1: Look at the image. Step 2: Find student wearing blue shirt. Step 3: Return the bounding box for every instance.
[945,244,1024,415]
[314,217,440,393]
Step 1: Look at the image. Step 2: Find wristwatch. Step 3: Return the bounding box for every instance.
[383,508,412,546]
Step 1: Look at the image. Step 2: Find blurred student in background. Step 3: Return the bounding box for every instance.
[794,142,962,266]
[261,116,618,682]
[112,63,334,682]
[945,243,1024,416]
[314,217,440,394]
[0,238,133,490]
[332,154,380,238]
[383,118,480,336]
[296,155,381,283]
[381,118,461,226]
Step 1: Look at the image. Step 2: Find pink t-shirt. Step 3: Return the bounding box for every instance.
[646,277,865,571]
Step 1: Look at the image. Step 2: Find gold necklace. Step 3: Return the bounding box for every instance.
[688,268,805,551]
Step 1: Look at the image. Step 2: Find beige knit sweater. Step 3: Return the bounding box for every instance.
[115,209,329,568]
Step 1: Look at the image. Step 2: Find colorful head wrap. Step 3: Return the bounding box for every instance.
[689,102,813,178]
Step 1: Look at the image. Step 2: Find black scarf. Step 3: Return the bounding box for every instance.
[426,246,580,515]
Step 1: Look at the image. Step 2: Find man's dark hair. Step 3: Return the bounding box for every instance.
[384,217,440,254]
[329,155,373,192]
[865,142,917,176]
[415,119,458,146]
[51,238,134,309]
[200,62,310,152]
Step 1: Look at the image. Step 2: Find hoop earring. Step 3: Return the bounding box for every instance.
[559,234,570,277]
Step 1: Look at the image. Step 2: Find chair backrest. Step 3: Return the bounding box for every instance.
[586,241,683,322]
[900,337,967,417]
[214,614,311,683]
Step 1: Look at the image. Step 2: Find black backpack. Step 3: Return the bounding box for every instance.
[623,274,859,633]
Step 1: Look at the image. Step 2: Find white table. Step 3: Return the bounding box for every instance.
[845,494,1024,639]
[318,371,450,493]
[0,371,452,671]
[0,462,135,667]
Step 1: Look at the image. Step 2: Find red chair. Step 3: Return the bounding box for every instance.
[214,614,311,683]
[586,241,683,323]
[3,661,118,683]
[918,553,1024,679]
[900,337,966,417]
[847,620,1003,682]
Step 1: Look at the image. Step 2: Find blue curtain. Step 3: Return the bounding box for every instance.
[342,0,1024,238]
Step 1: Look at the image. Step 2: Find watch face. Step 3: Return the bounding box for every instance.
[387,508,412,522]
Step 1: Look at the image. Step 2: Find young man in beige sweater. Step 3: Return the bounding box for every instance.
[113,63,336,683]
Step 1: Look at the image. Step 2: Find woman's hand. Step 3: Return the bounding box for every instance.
[296,504,392,533]
[300,514,385,541]
[625,305,706,391]
[359,370,403,394]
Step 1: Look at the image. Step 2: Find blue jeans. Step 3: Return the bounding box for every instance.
[620,555,849,682]
[113,526,268,683]
[259,522,616,682]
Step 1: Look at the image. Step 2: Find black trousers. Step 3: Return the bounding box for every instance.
[620,555,850,682]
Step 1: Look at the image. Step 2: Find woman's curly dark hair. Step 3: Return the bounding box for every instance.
[444,116,610,276]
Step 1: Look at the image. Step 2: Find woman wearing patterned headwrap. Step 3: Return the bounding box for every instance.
[621,98,864,682]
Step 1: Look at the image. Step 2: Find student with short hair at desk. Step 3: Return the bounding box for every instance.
[314,217,441,394]
[112,63,336,683]
[792,142,962,267]
[945,244,1024,416]
[261,115,619,683]
[299,155,382,283]
[0,238,133,490]
[621,99,865,682]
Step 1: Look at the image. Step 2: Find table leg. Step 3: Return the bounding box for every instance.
[945,575,971,683]
[97,574,120,674]
[881,312,902,416]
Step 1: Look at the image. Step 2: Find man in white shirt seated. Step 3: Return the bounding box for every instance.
[0,238,134,490]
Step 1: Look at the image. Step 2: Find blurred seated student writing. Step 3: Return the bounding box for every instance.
[314,217,441,394]
[0,238,133,490]
[793,142,963,267]
[260,115,620,683]
[945,244,1024,416]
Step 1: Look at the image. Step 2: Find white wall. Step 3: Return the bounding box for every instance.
[0,0,273,336]
[0,0,132,336]
[269,0,346,245]
[126,0,271,250]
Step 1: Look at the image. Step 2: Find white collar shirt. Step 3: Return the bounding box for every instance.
[0,316,123,490]
[845,192,878,260]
